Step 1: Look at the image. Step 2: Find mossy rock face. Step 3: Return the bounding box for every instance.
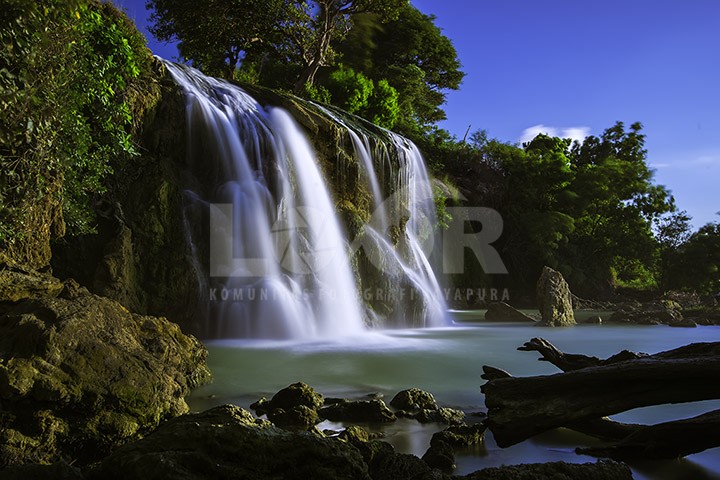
[0,265,64,304]
[86,405,371,480]
[0,288,210,467]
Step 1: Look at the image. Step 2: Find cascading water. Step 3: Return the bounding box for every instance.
[164,61,446,338]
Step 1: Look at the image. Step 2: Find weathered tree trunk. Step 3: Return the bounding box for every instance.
[577,409,720,459]
[481,340,720,448]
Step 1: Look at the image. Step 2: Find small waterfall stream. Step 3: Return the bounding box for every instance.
[164,61,446,338]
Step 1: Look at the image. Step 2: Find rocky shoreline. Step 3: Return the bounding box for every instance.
[3,264,718,479]
[0,265,631,478]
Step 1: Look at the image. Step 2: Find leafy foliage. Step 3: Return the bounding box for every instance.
[146,1,459,131]
[339,5,464,134]
[0,0,151,251]
[439,122,677,297]
[147,0,287,78]
[666,223,720,295]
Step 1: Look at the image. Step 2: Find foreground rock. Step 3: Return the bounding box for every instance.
[251,382,324,430]
[463,461,633,480]
[88,405,369,480]
[484,302,535,322]
[536,266,575,326]
[0,287,210,466]
[0,265,64,305]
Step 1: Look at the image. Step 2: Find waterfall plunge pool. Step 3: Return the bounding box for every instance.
[188,313,720,480]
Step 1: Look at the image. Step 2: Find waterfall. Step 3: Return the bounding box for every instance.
[164,61,447,339]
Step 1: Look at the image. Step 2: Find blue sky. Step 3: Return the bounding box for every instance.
[113,0,720,228]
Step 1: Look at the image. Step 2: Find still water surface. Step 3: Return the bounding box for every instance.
[189,312,720,480]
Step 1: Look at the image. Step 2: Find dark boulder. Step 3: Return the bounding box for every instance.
[86,405,370,480]
[431,423,486,447]
[415,407,465,425]
[0,290,210,466]
[320,399,397,423]
[390,388,438,411]
[421,440,455,473]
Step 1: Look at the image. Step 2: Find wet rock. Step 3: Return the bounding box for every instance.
[421,440,455,472]
[268,405,321,430]
[390,388,438,411]
[415,407,465,425]
[668,318,697,328]
[461,460,633,480]
[484,302,535,322]
[267,382,324,411]
[536,266,576,327]
[320,399,397,423]
[584,315,603,324]
[0,291,210,466]
[608,308,682,325]
[251,383,325,430]
[87,405,370,480]
[431,423,486,447]
[339,425,370,444]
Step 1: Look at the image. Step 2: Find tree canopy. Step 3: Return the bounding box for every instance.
[146,0,462,132]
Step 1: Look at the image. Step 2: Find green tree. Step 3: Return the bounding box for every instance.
[1,0,153,265]
[147,0,287,78]
[361,79,399,129]
[566,122,674,294]
[339,5,464,135]
[324,65,374,114]
[667,223,720,295]
[288,0,407,93]
[655,211,693,290]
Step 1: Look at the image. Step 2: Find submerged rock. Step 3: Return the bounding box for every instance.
[415,407,465,425]
[431,423,486,447]
[484,302,535,323]
[320,399,397,423]
[0,290,210,466]
[536,266,576,327]
[390,388,438,411]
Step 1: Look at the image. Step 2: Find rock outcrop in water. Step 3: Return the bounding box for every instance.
[536,266,575,326]
[0,267,210,467]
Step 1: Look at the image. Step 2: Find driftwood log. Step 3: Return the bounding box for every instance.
[481,338,720,459]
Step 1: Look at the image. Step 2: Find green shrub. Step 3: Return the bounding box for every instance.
[325,65,374,114]
[0,0,152,250]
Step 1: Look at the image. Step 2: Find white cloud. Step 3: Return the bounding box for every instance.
[650,163,672,169]
[519,124,590,145]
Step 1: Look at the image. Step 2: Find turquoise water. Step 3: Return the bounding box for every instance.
[188,312,720,480]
